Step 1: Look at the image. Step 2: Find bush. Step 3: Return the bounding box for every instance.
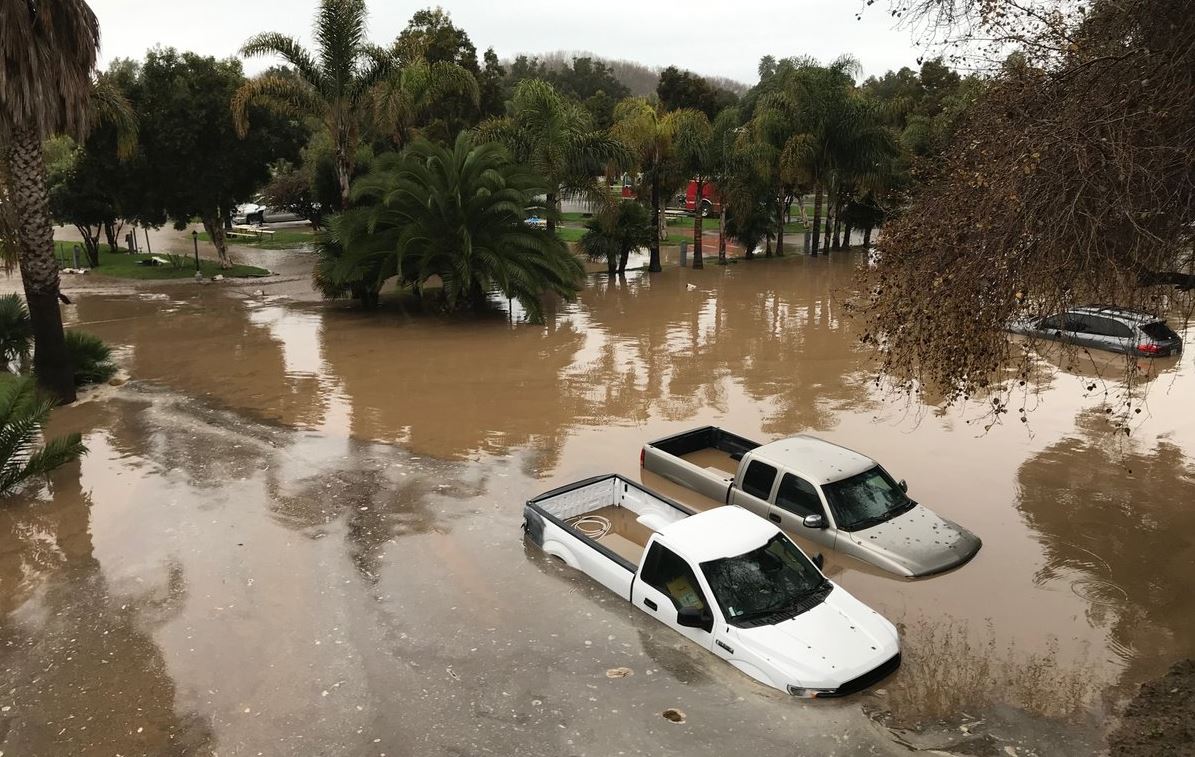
[65,331,117,386]
[0,294,32,370]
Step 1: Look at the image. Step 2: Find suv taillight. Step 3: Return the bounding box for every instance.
[1138,343,1164,355]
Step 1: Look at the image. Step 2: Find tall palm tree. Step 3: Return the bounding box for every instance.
[611,99,703,273]
[232,0,392,209]
[317,134,584,322]
[0,0,101,404]
[476,79,628,237]
[671,110,713,269]
[0,376,86,497]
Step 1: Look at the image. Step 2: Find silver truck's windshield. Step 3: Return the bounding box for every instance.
[823,465,915,532]
[701,534,829,626]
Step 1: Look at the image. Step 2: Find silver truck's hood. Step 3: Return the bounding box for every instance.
[848,505,981,577]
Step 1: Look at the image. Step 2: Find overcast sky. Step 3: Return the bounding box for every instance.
[91,1,928,85]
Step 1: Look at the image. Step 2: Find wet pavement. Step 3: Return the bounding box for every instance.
[2,251,1193,755]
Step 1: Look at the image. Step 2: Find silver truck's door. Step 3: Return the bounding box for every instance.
[727,458,779,521]
[771,473,837,550]
[632,541,715,649]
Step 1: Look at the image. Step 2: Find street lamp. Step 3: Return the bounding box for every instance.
[191,230,200,271]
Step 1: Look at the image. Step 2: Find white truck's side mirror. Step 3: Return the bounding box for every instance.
[898,479,908,493]
[802,514,826,529]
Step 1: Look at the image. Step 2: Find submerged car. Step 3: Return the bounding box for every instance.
[1009,306,1183,357]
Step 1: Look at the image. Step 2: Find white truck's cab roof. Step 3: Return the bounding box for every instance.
[750,435,876,486]
[658,506,777,563]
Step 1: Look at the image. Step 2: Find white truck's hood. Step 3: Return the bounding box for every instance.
[729,587,899,691]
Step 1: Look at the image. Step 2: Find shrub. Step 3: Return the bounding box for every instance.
[64,330,117,386]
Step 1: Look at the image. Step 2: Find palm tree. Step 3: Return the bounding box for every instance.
[611,99,703,272]
[232,0,392,209]
[671,110,713,269]
[475,79,628,237]
[317,134,584,322]
[0,0,101,404]
[0,376,86,497]
[579,202,653,275]
[369,58,478,149]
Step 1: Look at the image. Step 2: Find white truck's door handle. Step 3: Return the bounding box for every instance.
[644,598,658,611]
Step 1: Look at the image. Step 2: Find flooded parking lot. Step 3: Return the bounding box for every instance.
[2,251,1192,755]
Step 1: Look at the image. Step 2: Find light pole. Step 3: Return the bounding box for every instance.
[192,230,203,281]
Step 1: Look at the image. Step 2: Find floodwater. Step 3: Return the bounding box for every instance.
[2,250,1193,755]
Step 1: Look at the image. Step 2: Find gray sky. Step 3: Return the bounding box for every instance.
[92,1,928,85]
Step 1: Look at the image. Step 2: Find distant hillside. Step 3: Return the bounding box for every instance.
[504,50,749,97]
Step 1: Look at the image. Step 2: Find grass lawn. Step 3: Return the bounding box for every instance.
[197,228,316,250]
[54,242,270,280]
[556,227,586,243]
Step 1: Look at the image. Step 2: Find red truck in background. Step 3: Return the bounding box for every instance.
[684,181,722,217]
[619,177,723,217]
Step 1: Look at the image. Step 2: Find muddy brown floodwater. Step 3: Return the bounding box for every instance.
[2,251,1194,756]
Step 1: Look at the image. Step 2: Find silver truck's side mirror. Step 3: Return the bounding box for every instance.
[898,479,908,493]
[802,514,825,529]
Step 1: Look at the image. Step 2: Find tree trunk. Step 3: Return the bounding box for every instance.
[717,205,727,264]
[75,224,101,267]
[335,147,353,210]
[863,226,873,248]
[831,210,842,251]
[843,222,854,249]
[810,186,823,257]
[7,127,75,403]
[103,220,118,256]
[648,171,662,272]
[200,215,233,269]
[691,178,704,269]
[765,236,773,258]
[546,191,558,237]
[607,254,618,276]
[618,247,631,274]
[775,191,785,257]
[822,186,834,255]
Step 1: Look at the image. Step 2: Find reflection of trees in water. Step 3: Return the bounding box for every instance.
[318,310,588,462]
[1016,410,1195,682]
[0,449,214,755]
[577,257,873,434]
[72,294,330,432]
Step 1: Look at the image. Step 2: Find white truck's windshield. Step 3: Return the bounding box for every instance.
[822,465,915,532]
[701,534,829,626]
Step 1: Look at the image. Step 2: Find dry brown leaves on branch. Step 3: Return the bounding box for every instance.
[862,0,1194,405]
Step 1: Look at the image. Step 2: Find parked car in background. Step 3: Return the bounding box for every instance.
[1008,306,1183,357]
[233,202,303,226]
[641,427,982,578]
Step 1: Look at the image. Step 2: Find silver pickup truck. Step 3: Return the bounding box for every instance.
[524,474,901,697]
[641,427,982,577]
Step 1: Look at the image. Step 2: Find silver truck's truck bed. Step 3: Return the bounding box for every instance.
[641,426,760,502]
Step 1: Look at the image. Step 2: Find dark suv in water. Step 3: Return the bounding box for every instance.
[1009,306,1183,357]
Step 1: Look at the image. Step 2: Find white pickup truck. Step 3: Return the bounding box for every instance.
[523,475,901,697]
[641,427,982,577]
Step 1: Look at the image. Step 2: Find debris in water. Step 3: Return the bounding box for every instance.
[605,667,633,679]
[661,708,686,724]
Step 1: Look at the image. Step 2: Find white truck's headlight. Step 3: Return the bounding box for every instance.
[787,685,834,698]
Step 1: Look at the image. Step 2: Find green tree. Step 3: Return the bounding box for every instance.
[0,376,86,497]
[0,0,101,403]
[671,110,713,268]
[611,98,702,272]
[137,49,306,268]
[368,58,478,148]
[579,202,653,275]
[657,66,737,119]
[233,0,392,208]
[476,79,628,237]
[316,135,584,321]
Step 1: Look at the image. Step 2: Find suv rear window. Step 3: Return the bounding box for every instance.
[1140,322,1179,341]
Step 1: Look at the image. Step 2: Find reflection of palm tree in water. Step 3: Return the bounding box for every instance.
[1016,409,1195,687]
[0,452,214,754]
[577,256,873,433]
